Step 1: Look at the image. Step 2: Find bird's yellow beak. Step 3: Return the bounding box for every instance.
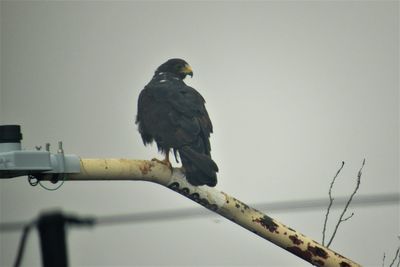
[182,64,193,77]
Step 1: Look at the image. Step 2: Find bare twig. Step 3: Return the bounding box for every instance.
[325,159,365,248]
[341,212,354,222]
[388,247,400,267]
[383,253,386,267]
[397,253,400,267]
[326,159,365,247]
[322,161,345,246]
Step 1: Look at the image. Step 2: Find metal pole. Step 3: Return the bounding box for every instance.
[44,158,361,267]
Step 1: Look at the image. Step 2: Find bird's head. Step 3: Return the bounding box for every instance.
[155,58,193,79]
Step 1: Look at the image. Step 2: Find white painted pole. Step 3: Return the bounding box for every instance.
[54,158,361,267]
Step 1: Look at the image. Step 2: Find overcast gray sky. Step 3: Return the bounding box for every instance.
[0,1,399,266]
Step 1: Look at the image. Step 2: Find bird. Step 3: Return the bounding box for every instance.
[136,58,218,187]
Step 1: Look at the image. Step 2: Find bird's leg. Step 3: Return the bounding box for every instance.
[151,150,172,171]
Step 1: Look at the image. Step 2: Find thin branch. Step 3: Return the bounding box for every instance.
[340,212,354,222]
[322,161,345,245]
[389,247,400,267]
[397,253,400,267]
[326,158,365,248]
[37,158,361,267]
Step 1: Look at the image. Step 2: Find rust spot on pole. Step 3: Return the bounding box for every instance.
[288,244,330,266]
[235,199,250,210]
[308,244,329,259]
[139,161,154,175]
[289,234,304,245]
[253,215,279,233]
[287,246,313,261]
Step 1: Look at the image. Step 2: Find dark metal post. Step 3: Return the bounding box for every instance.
[37,211,68,267]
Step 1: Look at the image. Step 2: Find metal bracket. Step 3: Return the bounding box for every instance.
[0,125,80,179]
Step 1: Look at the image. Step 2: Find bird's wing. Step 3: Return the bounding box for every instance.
[136,87,156,145]
[166,83,213,154]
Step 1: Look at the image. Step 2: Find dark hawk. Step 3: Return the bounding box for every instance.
[136,58,218,187]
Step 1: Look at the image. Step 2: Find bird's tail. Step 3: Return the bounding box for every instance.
[179,146,218,187]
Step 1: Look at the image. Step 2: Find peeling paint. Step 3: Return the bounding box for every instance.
[287,246,312,261]
[242,203,250,210]
[253,215,279,233]
[308,244,329,259]
[139,161,154,175]
[287,244,331,266]
[289,234,303,245]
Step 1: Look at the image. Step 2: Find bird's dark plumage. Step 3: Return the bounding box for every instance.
[136,59,218,187]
